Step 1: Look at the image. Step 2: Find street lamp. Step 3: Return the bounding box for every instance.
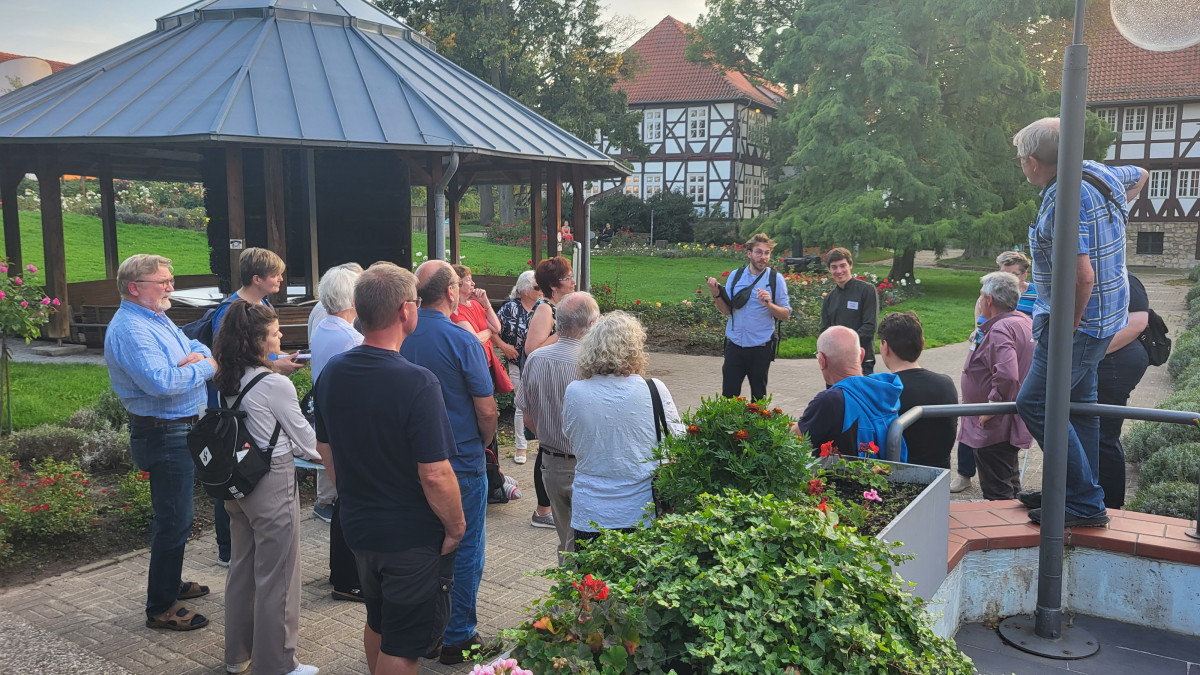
[997,0,1200,659]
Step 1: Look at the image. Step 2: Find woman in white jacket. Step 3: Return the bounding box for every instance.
[213,300,321,675]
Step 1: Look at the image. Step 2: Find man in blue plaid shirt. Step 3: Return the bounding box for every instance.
[1011,117,1148,527]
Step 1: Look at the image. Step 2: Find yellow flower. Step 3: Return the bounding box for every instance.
[656,302,662,307]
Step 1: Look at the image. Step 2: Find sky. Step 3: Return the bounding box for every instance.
[0,0,707,64]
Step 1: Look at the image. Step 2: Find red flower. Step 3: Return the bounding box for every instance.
[721,270,730,278]
[736,396,746,402]
[817,497,829,513]
[635,299,641,305]
[696,288,703,295]
[760,410,772,418]
[859,441,879,456]
[819,441,836,458]
[772,408,784,415]
[687,425,700,435]
[733,429,749,441]
[746,402,761,412]
[808,478,825,495]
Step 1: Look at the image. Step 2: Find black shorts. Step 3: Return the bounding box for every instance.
[353,545,455,658]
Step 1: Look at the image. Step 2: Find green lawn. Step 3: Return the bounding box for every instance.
[5,362,112,430]
[3,212,211,282]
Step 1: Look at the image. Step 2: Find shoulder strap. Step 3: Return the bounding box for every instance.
[645,377,670,443]
[1081,171,1126,222]
[229,371,272,411]
[768,267,778,303]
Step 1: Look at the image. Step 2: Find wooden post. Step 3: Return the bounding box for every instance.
[264,148,287,305]
[306,149,320,296]
[546,165,561,258]
[572,168,585,274]
[99,163,119,279]
[36,160,68,339]
[530,164,543,264]
[426,154,441,263]
[226,148,246,291]
[448,195,461,264]
[0,162,21,273]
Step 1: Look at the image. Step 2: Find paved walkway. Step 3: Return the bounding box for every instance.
[0,271,1188,673]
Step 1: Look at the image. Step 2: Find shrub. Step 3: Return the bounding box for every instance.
[78,428,131,473]
[1,424,130,473]
[1187,284,1200,304]
[116,469,154,531]
[1124,419,1200,464]
[693,221,741,246]
[533,491,974,675]
[1190,266,1200,282]
[1173,360,1200,392]
[1167,329,1200,379]
[0,457,97,543]
[1139,443,1200,486]
[1127,481,1197,520]
[96,388,128,430]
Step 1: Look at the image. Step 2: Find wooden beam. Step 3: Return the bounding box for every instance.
[99,163,119,279]
[546,164,561,258]
[449,172,477,203]
[226,147,246,291]
[264,148,287,305]
[36,161,68,339]
[426,154,441,261]
[0,162,22,274]
[530,164,543,264]
[571,167,585,242]
[448,196,461,264]
[306,149,320,296]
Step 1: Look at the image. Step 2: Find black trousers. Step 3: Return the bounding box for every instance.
[721,341,773,401]
[1096,343,1149,509]
[533,449,550,508]
[965,441,1021,500]
[329,498,361,591]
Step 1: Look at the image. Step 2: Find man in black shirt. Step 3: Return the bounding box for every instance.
[820,247,879,374]
[878,312,958,468]
[1096,274,1151,509]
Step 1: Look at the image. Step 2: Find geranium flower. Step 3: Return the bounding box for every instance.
[808,478,825,495]
[859,441,879,456]
[817,496,829,513]
[819,440,836,458]
[686,424,700,435]
[863,489,882,503]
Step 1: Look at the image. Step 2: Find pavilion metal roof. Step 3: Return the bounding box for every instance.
[0,0,627,181]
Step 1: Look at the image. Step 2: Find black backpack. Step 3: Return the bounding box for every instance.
[181,299,234,347]
[1139,308,1171,366]
[188,372,281,500]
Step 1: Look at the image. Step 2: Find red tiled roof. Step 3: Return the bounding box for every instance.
[0,52,72,73]
[618,17,783,109]
[1087,26,1200,103]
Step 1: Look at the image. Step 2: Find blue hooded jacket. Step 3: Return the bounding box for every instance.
[832,373,906,462]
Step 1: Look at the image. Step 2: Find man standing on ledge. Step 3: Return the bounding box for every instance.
[706,233,792,401]
[1011,116,1147,528]
[819,247,878,375]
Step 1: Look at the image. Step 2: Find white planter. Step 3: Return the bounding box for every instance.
[875,461,951,601]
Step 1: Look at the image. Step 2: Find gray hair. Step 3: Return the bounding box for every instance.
[336,262,363,274]
[509,270,537,300]
[980,271,1021,311]
[577,311,647,378]
[319,266,359,314]
[555,292,599,338]
[117,254,172,300]
[1013,117,1059,165]
[816,326,861,370]
[995,251,1030,274]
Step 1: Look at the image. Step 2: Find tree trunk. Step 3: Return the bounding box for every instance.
[498,185,514,226]
[889,248,917,280]
[479,186,495,226]
[960,243,1004,261]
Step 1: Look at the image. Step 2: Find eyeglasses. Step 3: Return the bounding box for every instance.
[135,277,175,288]
[558,276,574,283]
[407,296,422,308]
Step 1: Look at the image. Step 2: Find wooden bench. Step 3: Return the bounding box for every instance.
[473,274,519,311]
[74,303,313,350]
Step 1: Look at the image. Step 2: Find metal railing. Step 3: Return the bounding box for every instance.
[886,402,1200,539]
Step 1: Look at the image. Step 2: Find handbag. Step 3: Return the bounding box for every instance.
[646,377,671,516]
[489,347,515,393]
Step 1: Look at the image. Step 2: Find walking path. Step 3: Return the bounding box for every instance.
[0,271,1188,673]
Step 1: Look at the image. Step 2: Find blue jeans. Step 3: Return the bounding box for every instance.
[1015,322,1111,518]
[445,471,487,645]
[128,420,196,619]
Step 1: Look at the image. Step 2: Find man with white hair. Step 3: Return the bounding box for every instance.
[793,326,905,461]
[1011,117,1147,527]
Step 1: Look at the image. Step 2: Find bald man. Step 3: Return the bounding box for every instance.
[794,326,907,461]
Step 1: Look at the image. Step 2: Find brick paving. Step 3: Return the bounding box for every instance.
[0,269,1188,674]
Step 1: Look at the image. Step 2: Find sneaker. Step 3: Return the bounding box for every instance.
[531,511,555,529]
[217,555,230,568]
[503,476,521,501]
[513,451,527,465]
[1028,508,1110,528]
[949,473,973,493]
[439,633,502,666]
[1017,490,1041,509]
[285,665,318,675]
[331,587,366,603]
[312,502,333,523]
[226,661,250,674]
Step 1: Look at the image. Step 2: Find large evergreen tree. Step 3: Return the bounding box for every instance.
[692,0,1115,277]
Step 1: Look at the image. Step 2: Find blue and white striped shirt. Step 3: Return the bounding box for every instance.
[1029,161,1142,340]
[105,300,214,418]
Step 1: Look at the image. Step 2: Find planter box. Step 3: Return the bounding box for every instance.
[876,461,951,601]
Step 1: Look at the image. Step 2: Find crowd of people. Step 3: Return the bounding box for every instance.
[103,114,1159,673]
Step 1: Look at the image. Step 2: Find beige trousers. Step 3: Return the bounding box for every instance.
[223,453,302,674]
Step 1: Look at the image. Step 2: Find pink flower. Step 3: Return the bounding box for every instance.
[51,298,60,306]
[13,277,21,285]
[39,297,50,305]
[24,264,36,273]
[863,489,882,503]
[0,291,5,299]
[19,301,28,308]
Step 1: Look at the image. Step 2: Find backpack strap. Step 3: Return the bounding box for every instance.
[645,377,670,443]
[1081,171,1127,224]
[228,371,283,451]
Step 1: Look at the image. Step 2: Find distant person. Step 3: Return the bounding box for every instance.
[819,247,878,374]
[315,263,465,674]
[597,223,614,246]
[705,233,792,401]
[1097,273,1152,509]
[213,301,322,675]
[1011,117,1147,527]
[878,312,958,469]
[958,272,1035,500]
[497,271,538,465]
[794,326,906,461]
[105,254,214,632]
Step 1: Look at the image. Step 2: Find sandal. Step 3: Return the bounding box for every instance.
[178,581,210,600]
[146,604,209,631]
[513,450,527,465]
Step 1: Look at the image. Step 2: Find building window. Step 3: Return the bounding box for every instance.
[1123,107,1146,133]
[1136,231,1164,255]
[644,174,663,197]
[687,173,706,204]
[624,175,641,197]
[1179,169,1200,198]
[1148,170,1171,198]
[688,107,708,140]
[1153,105,1176,132]
[1095,108,1118,130]
[644,110,662,143]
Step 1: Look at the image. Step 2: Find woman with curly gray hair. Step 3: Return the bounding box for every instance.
[562,311,683,548]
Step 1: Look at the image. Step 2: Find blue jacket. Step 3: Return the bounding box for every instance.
[833,373,906,462]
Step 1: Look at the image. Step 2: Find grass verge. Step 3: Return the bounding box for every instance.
[4,361,112,430]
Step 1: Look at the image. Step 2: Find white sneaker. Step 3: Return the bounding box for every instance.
[513,451,527,465]
[285,665,318,675]
[226,661,250,674]
[949,473,973,493]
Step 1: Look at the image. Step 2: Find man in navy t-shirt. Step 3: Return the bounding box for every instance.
[315,262,465,672]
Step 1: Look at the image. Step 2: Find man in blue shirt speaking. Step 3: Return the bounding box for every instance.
[105,254,216,632]
[705,233,792,401]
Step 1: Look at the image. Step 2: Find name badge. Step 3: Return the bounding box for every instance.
[847,301,859,310]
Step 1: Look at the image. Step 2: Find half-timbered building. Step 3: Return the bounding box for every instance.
[1089,23,1200,268]
[593,17,784,219]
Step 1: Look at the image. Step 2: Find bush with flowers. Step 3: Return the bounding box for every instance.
[0,260,60,434]
[116,469,154,531]
[0,455,98,560]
